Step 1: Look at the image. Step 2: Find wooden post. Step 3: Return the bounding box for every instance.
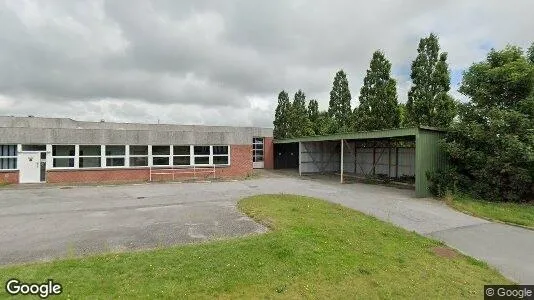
[340,139,344,183]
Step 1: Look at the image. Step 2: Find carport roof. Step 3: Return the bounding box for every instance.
[273,126,444,144]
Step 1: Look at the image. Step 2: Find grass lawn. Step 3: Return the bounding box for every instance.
[0,194,510,299]
[446,194,534,228]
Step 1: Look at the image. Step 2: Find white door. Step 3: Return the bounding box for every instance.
[19,152,41,183]
[253,137,264,169]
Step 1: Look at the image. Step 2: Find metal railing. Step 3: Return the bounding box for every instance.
[149,165,216,182]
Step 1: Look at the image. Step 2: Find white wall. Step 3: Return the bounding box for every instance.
[300,141,340,173]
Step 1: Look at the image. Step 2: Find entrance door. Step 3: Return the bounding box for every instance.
[253,137,264,169]
[19,152,41,183]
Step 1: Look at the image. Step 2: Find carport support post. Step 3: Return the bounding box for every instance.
[340,139,344,183]
[298,142,302,176]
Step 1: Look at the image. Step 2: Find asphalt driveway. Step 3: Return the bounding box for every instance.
[0,175,533,284]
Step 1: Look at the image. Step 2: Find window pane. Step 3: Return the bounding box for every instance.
[153,157,169,166]
[53,145,75,156]
[22,144,46,151]
[79,145,101,156]
[106,157,125,167]
[105,145,125,156]
[53,158,74,168]
[253,137,263,144]
[130,145,148,155]
[194,156,209,165]
[253,144,263,150]
[173,156,190,166]
[80,157,101,168]
[130,157,148,167]
[152,145,170,155]
[1,145,17,157]
[0,158,17,169]
[213,156,228,165]
[254,149,264,156]
[213,146,228,155]
[194,146,210,155]
[173,146,190,155]
[253,155,264,162]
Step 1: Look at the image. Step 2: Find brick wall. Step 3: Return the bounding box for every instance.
[0,170,19,184]
[46,144,253,184]
[264,137,274,169]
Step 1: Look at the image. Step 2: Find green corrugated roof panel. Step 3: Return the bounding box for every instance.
[274,126,444,144]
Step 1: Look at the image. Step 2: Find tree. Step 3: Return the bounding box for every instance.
[528,42,534,64]
[289,90,314,137]
[434,45,534,202]
[307,99,320,135]
[273,90,291,139]
[398,103,408,127]
[356,50,400,130]
[328,70,353,133]
[406,33,456,128]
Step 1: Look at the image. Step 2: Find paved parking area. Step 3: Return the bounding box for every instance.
[1,175,533,284]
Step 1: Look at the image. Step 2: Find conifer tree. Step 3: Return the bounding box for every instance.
[328,70,353,133]
[406,33,456,127]
[273,90,291,139]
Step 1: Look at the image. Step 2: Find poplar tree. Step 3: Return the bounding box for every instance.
[307,99,320,135]
[273,90,291,139]
[356,50,400,130]
[406,33,456,127]
[328,70,353,133]
[290,90,314,137]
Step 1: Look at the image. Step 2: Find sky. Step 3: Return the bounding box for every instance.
[0,0,532,127]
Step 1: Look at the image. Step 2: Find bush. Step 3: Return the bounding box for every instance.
[427,167,461,197]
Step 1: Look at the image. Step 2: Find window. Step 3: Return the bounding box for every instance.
[253,137,264,163]
[213,146,229,165]
[52,145,75,168]
[129,145,148,167]
[79,145,101,168]
[21,144,46,151]
[173,146,190,166]
[152,145,170,166]
[193,146,210,165]
[0,145,17,170]
[105,145,125,167]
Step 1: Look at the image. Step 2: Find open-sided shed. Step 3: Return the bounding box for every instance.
[273,127,447,197]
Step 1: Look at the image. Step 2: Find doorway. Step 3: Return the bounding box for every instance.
[252,137,264,169]
[19,152,43,183]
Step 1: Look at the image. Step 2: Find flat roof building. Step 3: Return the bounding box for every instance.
[0,116,273,184]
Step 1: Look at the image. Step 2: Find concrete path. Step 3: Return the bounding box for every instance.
[0,176,532,284]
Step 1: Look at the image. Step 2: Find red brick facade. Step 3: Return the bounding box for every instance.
[264,137,274,169]
[0,170,19,184]
[46,144,253,184]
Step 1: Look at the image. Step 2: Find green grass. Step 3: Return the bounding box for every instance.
[447,194,534,228]
[0,194,510,299]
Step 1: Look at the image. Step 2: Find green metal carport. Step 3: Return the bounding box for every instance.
[273,127,447,197]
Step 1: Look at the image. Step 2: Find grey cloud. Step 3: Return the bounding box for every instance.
[0,0,532,127]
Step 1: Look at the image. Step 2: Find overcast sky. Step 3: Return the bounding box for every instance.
[0,0,532,127]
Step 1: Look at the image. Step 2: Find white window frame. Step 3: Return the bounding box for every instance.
[129,145,149,167]
[151,145,171,167]
[212,145,230,166]
[78,145,102,169]
[0,145,18,170]
[193,145,211,166]
[172,145,191,167]
[51,145,76,169]
[104,145,126,168]
[253,137,264,163]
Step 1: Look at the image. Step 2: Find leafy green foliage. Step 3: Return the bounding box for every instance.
[437,46,534,202]
[528,42,534,64]
[289,90,314,137]
[307,99,320,135]
[406,33,456,128]
[328,70,353,133]
[273,90,291,139]
[356,51,401,131]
